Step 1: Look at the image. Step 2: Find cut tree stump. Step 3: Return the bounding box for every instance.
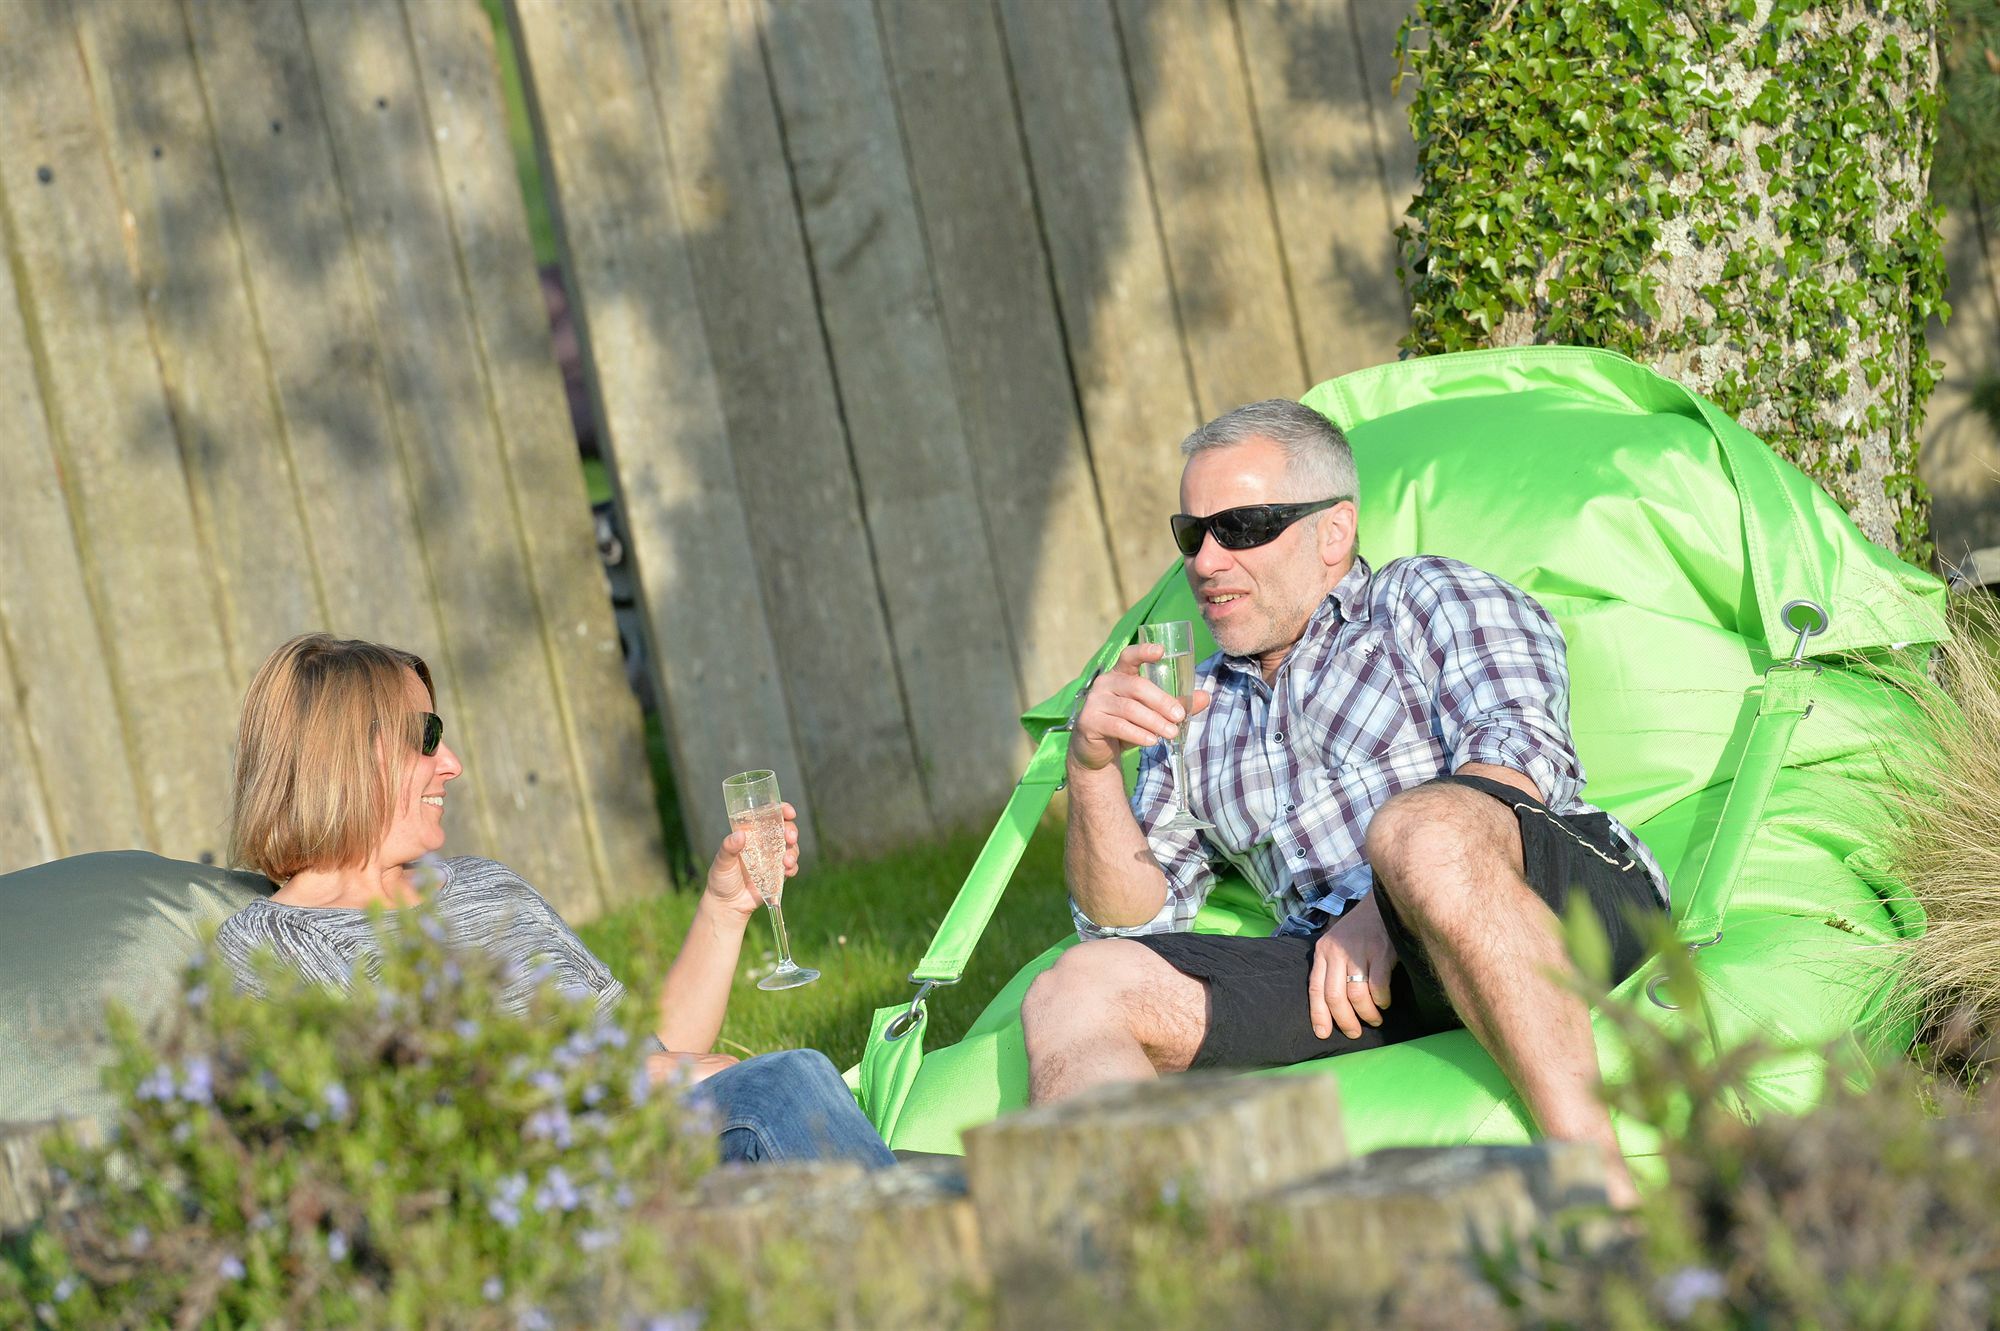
[1244,1142,1613,1291]
[961,1072,1348,1275]
[1,1117,101,1234]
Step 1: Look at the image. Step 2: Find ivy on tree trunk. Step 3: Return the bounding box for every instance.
[1398,0,1948,563]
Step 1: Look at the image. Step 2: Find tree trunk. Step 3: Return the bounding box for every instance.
[1400,0,1947,561]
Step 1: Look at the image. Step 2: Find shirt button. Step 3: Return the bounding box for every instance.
[1287,803,1296,813]
[1272,731,1285,744]
[1295,848,1307,858]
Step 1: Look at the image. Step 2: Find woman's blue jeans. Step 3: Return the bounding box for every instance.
[683,1048,896,1169]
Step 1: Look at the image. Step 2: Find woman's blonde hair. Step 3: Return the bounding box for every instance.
[229,633,436,881]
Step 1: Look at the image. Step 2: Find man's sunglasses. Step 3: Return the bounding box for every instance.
[1169,496,1351,558]
[417,712,444,757]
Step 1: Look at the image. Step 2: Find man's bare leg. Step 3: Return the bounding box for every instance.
[1020,938,1210,1104]
[1364,784,1639,1208]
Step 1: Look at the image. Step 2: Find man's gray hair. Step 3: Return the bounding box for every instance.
[1180,399,1357,501]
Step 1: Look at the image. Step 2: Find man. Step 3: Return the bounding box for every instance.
[1019,399,1667,1205]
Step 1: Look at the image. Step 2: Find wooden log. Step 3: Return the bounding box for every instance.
[757,0,1030,829]
[1243,1142,1612,1290]
[0,188,143,868]
[180,0,474,808]
[1112,0,1309,415]
[961,1072,1347,1275]
[296,0,604,916]
[674,1156,987,1329]
[875,0,1130,696]
[0,1117,102,1236]
[630,0,929,854]
[0,0,237,865]
[512,0,811,860]
[401,0,666,912]
[1237,0,1415,383]
[997,0,1198,600]
[71,0,327,688]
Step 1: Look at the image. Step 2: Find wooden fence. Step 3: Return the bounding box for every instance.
[0,0,661,921]
[514,0,1420,855]
[1926,198,2000,569]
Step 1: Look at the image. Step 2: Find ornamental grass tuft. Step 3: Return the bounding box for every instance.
[1883,592,2000,1076]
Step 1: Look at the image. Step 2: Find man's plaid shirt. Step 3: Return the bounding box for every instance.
[1072,555,1667,941]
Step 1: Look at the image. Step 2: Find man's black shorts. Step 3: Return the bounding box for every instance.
[1131,774,1666,1071]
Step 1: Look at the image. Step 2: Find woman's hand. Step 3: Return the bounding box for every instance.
[703,802,801,920]
[647,1049,740,1087]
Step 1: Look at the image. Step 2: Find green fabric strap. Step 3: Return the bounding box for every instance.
[903,563,1189,986]
[1674,664,1818,943]
[908,729,1069,983]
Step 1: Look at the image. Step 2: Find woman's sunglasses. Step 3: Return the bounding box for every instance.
[1169,496,1350,558]
[417,712,444,757]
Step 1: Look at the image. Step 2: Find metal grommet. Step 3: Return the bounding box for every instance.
[1684,931,1721,950]
[882,1006,923,1042]
[1646,974,1680,1011]
[1777,599,1829,667]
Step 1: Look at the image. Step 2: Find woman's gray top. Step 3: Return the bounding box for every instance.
[215,855,627,1019]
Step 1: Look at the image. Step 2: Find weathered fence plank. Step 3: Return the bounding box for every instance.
[181,0,471,745]
[297,0,602,914]
[997,0,1198,599]
[632,0,929,853]
[72,0,326,689]
[0,193,145,867]
[0,0,237,864]
[1351,0,1420,226]
[757,0,1029,826]
[1238,0,1415,382]
[513,0,812,859]
[0,641,57,869]
[876,0,1129,697]
[1114,0,1309,415]
[402,0,664,910]
[0,1118,101,1236]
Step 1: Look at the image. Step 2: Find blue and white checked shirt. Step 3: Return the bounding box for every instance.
[1072,556,1666,941]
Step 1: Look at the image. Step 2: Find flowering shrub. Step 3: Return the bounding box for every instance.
[0,905,713,1330]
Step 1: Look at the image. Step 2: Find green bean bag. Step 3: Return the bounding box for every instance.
[0,851,273,1123]
[856,346,1945,1162]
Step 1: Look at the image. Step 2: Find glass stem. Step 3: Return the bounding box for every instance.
[1171,738,1192,819]
[765,899,797,971]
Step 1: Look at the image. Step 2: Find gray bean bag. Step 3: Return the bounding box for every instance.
[0,852,273,1123]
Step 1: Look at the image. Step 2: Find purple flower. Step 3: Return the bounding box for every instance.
[418,913,448,944]
[322,1082,351,1122]
[186,984,210,1010]
[483,1275,504,1302]
[177,1057,214,1104]
[628,1064,653,1106]
[136,1065,176,1103]
[631,1312,705,1331]
[533,1166,580,1214]
[578,1225,618,1253]
[326,1230,349,1262]
[518,1309,552,1331]
[51,1275,77,1303]
[488,1173,529,1229]
[612,1184,635,1210]
[529,1069,564,1097]
[127,1225,151,1255]
[1657,1266,1727,1319]
[217,1252,246,1281]
[455,1019,480,1041]
[524,1107,574,1149]
[582,1083,606,1107]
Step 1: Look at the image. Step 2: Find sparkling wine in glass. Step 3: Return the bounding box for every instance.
[1139,620,1213,832]
[721,770,819,991]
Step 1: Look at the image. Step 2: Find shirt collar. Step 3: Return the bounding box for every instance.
[1215,557,1375,678]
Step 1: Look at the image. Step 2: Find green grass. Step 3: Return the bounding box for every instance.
[577,819,1073,1069]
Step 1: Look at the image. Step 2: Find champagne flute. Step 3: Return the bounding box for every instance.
[721,770,820,991]
[1139,621,1213,831]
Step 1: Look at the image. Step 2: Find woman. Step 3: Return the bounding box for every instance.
[215,633,893,1169]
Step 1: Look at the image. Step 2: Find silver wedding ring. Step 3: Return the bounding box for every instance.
[1345,974,1366,984]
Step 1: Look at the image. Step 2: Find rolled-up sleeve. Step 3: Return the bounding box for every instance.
[1399,560,1584,810]
[1069,743,1217,940]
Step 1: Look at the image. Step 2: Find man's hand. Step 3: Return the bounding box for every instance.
[703,803,800,920]
[1308,891,1398,1040]
[1068,643,1212,774]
